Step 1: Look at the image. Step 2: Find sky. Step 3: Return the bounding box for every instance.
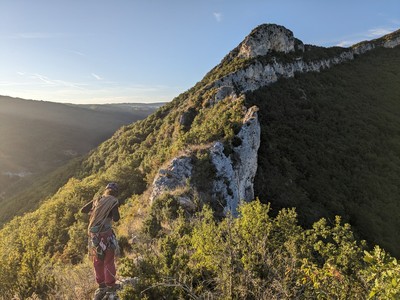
[0,0,399,104]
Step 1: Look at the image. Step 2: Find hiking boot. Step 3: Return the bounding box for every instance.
[104,285,121,300]
[93,287,107,300]
[106,283,121,292]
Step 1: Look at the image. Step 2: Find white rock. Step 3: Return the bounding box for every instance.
[150,157,192,203]
[210,106,261,215]
[237,24,302,59]
[214,50,356,93]
[383,36,400,48]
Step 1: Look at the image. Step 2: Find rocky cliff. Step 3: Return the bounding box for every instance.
[151,105,261,215]
[213,25,400,95]
[210,106,260,215]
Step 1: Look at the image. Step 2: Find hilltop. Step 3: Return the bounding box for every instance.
[0,24,399,299]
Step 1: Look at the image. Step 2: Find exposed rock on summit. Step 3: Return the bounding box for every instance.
[237,24,304,59]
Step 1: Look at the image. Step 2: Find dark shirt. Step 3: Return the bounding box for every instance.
[80,199,120,222]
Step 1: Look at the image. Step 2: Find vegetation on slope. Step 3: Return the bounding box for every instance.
[0,157,82,225]
[246,46,400,257]
[0,83,246,297]
[0,37,399,298]
[117,200,399,300]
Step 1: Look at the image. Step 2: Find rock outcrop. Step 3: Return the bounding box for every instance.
[214,51,355,93]
[215,24,400,96]
[150,156,193,203]
[151,105,261,215]
[383,35,400,48]
[210,106,260,215]
[237,24,304,59]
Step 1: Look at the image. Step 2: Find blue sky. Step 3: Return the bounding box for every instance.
[0,0,399,104]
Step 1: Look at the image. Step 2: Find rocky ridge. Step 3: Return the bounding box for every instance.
[212,25,400,97]
[150,24,400,215]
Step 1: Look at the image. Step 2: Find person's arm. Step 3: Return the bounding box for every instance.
[80,201,93,214]
[112,202,120,222]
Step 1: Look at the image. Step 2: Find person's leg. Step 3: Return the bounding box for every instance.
[93,255,106,287]
[104,248,117,287]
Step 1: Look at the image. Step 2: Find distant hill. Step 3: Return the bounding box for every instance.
[73,102,166,113]
[0,96,162,223]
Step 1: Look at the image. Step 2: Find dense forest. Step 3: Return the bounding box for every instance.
[247,46,400,257]
[0,34,399,299]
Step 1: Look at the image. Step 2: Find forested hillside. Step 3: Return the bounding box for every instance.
[0,25,399,299]
[247,46,400,257]
[0,96,158,224]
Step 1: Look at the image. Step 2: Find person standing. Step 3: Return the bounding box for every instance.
[81,182,120,299]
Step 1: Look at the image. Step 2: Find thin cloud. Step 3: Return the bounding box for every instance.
[333,26,397,47]
[367,27,396,37]
[31,74,54,84]
[29,73,86,89]
[91,73,103,80]
[213,12,223,22]
[70,50,86,56]
[336,40,356,47]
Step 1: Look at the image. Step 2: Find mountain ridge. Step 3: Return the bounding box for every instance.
[0,24,399,298]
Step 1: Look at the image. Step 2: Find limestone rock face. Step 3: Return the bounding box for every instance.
[237,24,303,59]
[352,43,376,55]
[150,106,261,216]
[150,156,193,202]
[215,50,355,93]
[383,35,400,48]
[210,106,261,215]
[214,86,236,104]
[216,24,400,96]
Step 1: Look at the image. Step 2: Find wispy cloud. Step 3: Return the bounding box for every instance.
[213,12,223,22]
[334,25,397,47]
[69,50,86,57]
[2,85,178,104]
[91,73,102,80]
[27,73,86,89]
[367,27,395,37]
[31,73,54,84]
[336,40,356,47]
[4,72,180,104]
